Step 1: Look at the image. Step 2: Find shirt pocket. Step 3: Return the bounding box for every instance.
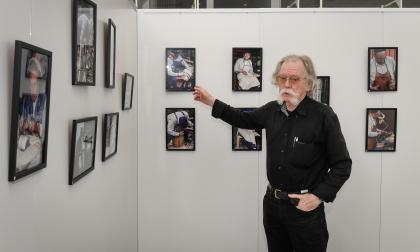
[289,140,321,168]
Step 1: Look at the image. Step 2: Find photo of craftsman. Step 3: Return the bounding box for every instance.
[166,108,195,150]
[232,108,262,151]
[166,48,195,91]
[16,49,49,172]
[368,47,397,91]
[366,108,397,151]
[232,47,262,91]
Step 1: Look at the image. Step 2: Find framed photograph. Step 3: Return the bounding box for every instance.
[105,18,116,88]
[232,108,262,151]
[72,0,97,86]
[165,48,195,91]
[232,47,262,91]
[122,73,134,110]
[312,76,330,105]
[366,108,397,152]
[102,113,119,161]
[166,108,195,151]
[368,47,398,92]
[69,116,98,185]
[9,41,52,182]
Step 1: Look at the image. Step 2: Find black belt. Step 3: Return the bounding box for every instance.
[266,185,308,206]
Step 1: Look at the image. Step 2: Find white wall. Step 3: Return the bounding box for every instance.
[0,1,138,252]
[138,9,420,252]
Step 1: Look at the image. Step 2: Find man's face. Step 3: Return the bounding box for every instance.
[277,60,309,104]
[375,51,386,65]
[29,70,40,97]
[244,52,251,60]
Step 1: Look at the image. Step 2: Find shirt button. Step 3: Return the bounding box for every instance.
[283,133,288,137]
[280,150,284,153]
[277,166,282,170]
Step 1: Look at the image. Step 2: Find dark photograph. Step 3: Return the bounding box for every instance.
[9,41,52,182]
[166,108,195,150]
[368,47,398,91]
[122,73,134,110]
[166,48,195,91]
[312,76,330,105]
[105,18,116,88]
[102,113,119,161]
[232,48,262,91]
[366,108,397,152]
[72,0,97,86]
[232,108,262,151]
[69,116,98,184]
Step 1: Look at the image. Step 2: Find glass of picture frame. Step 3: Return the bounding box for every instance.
[72,0,97,86]
[165,48,195,91]
[368,47,398,92]
[232,47,262,92]
[102,113,119,161]
[9,40,53,182]
[122,73,134,110]
[232,108,262,151]
[105,18,116,88]
[166,108,195,151]
[365,108,397,152]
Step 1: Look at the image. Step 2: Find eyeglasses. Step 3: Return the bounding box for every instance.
[276,75,306,85]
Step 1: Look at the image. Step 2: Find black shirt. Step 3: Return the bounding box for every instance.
[212,96,352,202]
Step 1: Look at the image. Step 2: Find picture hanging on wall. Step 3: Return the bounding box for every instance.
[165,48,195,91]
[368,47,398,92]
[232,47,262,91]
[312,76,330,105]
[166,108,195,151]
[105,18,116,88]
[122,73,134,110]
[232,108,262,151]
[72,0,97,86]
[9,40,53,182]
[366,108,397,152]
[69,116,98,185]
[102,113,119,161]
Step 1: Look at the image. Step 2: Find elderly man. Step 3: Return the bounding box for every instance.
[369,48,396,91]
[193,55,351,252]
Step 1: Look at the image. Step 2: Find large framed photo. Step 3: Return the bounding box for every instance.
[232,108,262,151]
[166,108,195,151]
[166,48,195,91]
[72,0,97,86]
[312,76,330,105]
[232,48,262,91]
[102,113,119,161]
[105,18,116,88]
[366,108,397,152]
[368,47,398,92]
[69,116,98,185]
[122,73,134,110]
[9,41,52,182]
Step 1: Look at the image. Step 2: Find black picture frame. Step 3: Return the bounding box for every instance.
[312,76,330,105]
[368,47,398,92]
[165,48,195,91]
[9,40,53,182]
[69,116,98,185]
[232,47,262,92]
[232,108,262,151]
[105,18,116,88]
[166,108,195,151]
[365,108,397,152]
[102,113,119,161]
[122,73,134,110]
[72,0,97,86]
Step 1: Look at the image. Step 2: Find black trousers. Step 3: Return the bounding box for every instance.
[263,194,329,252]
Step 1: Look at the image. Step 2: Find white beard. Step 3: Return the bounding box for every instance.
[277,88,301,108]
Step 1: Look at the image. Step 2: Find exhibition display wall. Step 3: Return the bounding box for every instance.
[138,9,420,252]
[0,1,138,252]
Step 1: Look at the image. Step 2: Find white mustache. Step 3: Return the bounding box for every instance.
[277,88,301,106]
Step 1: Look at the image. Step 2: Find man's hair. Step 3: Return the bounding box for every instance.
[271,54,317,97]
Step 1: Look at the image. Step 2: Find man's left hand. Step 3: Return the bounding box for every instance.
[288,193,322,212]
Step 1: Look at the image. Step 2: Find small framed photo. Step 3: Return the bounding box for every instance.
[166,108,195,151]
[232,108,262,151]
[368,47,398,92]
[105,18,116,88]
[69,116,98,185]
[312,76,330,105]
[366,108,397,152]
[232,48,262,91]
[9,41,52,182]
[166,48,195,91]
[72,0,97,86]
[102,113,119,161]
[122,73,134,110]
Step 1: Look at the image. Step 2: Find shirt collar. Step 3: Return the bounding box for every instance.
[276,95,308,117]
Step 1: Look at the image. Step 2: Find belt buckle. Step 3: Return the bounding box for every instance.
[274,189,283,200]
